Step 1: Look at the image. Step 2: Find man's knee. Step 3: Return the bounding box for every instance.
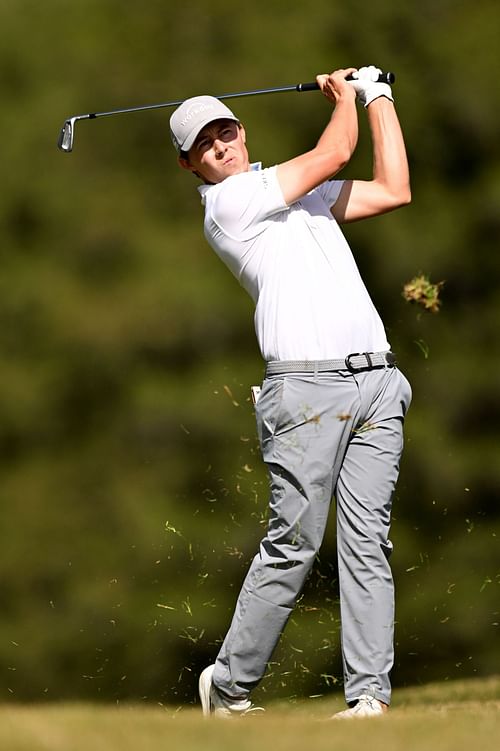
[261,533,320,571]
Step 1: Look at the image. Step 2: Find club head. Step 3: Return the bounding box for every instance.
[58,118,75,152]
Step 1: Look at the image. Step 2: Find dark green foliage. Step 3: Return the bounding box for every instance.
[0,0,499,705]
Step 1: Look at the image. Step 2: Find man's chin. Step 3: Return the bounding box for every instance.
[223,163,247,178]
[203,163,248,184]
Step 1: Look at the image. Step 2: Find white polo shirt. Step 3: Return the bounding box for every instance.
[198,164,390,362]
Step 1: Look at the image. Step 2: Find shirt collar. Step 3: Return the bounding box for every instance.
[197,162,262,202]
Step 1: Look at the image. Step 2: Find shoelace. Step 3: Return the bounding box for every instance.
[352,696,380,713]
[241,706,265,716]
[215,703,265,718]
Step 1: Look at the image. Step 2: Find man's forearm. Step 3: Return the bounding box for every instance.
[316,94,359,164]
[367,98,410,203]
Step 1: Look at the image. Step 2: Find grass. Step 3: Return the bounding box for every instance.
[1,675,499,751]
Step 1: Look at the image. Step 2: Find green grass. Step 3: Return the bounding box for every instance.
[1,675,499,751]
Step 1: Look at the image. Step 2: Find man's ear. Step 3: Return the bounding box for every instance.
[239,123,246,144]
[178,156,203,181]
[178,156,194,173]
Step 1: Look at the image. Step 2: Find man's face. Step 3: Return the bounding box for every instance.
[179,119,249,184]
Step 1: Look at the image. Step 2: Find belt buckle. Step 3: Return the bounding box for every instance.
[345,351,397,372]
[345,352,372,372]
[385,351,396,367]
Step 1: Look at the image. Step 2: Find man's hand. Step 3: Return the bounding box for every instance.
[349,65,394,108]
[316,68,358,105]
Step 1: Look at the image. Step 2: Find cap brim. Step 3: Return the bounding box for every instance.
[181,114,239,153]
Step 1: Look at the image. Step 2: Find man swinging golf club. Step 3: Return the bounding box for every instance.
[170,65,412,719]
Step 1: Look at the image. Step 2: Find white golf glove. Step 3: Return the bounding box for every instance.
[349,65,394,107]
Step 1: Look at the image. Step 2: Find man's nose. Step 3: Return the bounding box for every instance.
[213,138,226,157]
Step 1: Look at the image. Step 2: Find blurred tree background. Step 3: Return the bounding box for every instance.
[0,0,499,706]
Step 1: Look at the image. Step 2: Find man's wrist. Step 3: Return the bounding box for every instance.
[366,94,394,107]
[364,84,394,108]
[335,90,357,108]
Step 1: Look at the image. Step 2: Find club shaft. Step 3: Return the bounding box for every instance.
[82,73,394,120]
[89,85,300,120]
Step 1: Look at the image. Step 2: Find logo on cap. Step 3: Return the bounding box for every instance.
[180,101,215,128]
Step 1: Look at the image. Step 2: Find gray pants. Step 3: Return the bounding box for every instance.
[213,364,412,706]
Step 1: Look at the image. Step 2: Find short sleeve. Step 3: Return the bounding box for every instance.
[314,179,345,208]
[209,166,288,240]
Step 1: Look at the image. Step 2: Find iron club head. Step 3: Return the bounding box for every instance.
[58,117,76,152]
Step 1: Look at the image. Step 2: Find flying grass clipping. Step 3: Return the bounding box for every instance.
[403,274,444,313]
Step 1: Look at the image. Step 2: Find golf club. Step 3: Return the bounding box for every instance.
[57,71,395,153]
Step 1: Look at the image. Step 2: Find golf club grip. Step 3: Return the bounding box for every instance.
[298,71,395,92]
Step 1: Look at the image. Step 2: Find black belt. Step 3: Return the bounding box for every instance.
[266,351,396,376]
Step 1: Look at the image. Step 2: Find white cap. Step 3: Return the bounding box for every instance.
[169,96,239,154]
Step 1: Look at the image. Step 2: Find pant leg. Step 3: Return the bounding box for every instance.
[336,368,412,706]
[213,373,361,699]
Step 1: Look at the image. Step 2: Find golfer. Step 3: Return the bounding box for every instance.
[170,65,412,719]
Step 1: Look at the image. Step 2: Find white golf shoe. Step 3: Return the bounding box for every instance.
[198,665,264,719]
[332,694,386,719]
